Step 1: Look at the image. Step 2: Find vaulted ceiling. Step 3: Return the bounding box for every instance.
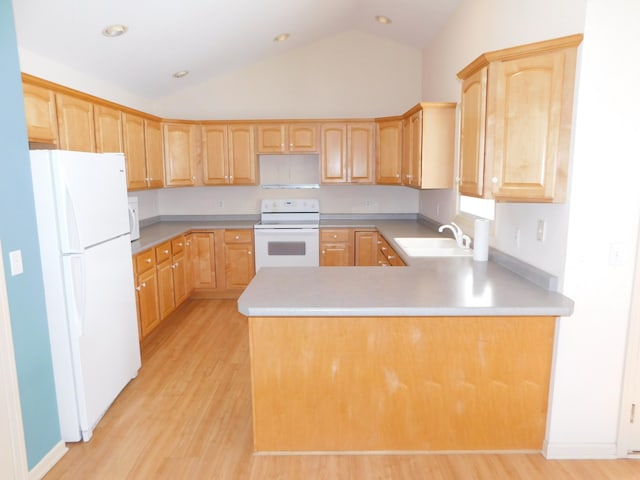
[12,0,461,99]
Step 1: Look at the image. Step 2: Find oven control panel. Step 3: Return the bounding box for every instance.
[260,199,319,214]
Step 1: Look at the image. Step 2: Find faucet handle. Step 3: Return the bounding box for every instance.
[461,234,472,249]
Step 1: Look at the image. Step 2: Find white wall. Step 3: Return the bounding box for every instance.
[133,185,418,219]
[18,49,154,113]
[545,0,640,458]
[420,0,640,458]
[153,30,422,119]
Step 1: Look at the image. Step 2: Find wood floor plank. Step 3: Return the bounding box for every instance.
[44,299,640,479]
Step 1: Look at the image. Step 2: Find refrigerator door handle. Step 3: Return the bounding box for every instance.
[63,253,87,337]
[59,183,83,253]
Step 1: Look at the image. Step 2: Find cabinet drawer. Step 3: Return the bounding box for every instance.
[134,249,155,274]
[155,241,172,263]
[171,235,186,254]
[224,229,253,244]
[320,229,352,243]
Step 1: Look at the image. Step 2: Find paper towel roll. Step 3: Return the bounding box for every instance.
[473,218,490,262]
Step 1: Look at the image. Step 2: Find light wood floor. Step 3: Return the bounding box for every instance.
[45,299,640,479]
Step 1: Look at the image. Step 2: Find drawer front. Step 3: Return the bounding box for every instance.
[171,235,185,254]
[155,241,172,263]
[224,229,253,244]
[135,250,156,274]
[320,229,351,243]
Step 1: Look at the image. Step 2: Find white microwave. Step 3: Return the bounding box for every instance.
[127,197,140,241]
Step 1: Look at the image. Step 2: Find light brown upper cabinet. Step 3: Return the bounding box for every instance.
[321,122,374,184]
[202,123,257,185]
[457,34,583,202]
[401,103,456,189]
[94,104,123,153]
[56,93,96,152]
[144,119,165,189]
[163,122,199,187]
[257,123,318,154]
[123,113,147,190]
[375,119,403,185]
[22,81,59,145]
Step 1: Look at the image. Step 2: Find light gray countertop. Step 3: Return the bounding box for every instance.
[132,216,574,318]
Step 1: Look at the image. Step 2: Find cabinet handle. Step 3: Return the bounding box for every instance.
[388,255,395,260]
[381,246,387,251]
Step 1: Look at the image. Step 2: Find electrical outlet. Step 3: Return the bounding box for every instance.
[536,220,546,242]
[514,228,521,248]
[436,203,440,216]
[216,200,224,208]
[9,250,23,276]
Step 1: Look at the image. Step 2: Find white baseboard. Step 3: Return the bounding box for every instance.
[543,440,618,459]
[28,441,68,480]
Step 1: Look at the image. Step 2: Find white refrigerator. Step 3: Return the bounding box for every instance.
[30,149,141,442]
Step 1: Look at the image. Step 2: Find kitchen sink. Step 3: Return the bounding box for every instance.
[393,237,473,257]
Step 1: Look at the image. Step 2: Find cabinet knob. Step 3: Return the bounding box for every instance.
[178,242,183,247]
[491,177,498,184]
[248,251,252,255]
[146,258,152,263]
[332,234,337,239]
[235,235,240,240]
[164,249,169,254]
[381,246,387,251]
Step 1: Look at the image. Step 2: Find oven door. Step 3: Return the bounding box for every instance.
[254,228,319,271]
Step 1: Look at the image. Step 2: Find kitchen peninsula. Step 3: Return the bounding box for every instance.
[238,221,573,453]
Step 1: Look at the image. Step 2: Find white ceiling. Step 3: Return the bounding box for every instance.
[12,0,461,100]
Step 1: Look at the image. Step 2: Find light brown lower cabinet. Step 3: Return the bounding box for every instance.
[133,249,161,340]
[133,229,256,341]
[320,229,354,266]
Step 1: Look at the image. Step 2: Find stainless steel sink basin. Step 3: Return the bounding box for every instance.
[393,237,473,257]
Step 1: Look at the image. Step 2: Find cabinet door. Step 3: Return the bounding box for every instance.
[22,82,58,144]
[122,113,147,190]
[320,123,347,183]
[490,51,569,201]
[94,104,123,153]
[355,231,378,266]
[56,93,96,152]
[289,123,318,152]
[202,124,229,185]
[223,230,255,290]
[376,120,402,185]
[136,267,160,340]
[184,234,195,295]
[144,119,164,189]
[257,124,286,153]
[192,233,216,289]
[156,259,175,320]
[163,123,197,186]
[348,122,375,184]
[224,244,255,289]
[405,111,423,188]
[172,251,188,307]
[228,124,256,185]
[459,67,488,197]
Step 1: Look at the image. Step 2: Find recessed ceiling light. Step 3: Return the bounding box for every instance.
[102,24,128,38]
[375,15,392,25]
[173,70,189,79]
[273,33,290,43]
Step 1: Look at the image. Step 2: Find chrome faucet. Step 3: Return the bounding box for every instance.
[438,222,471,249]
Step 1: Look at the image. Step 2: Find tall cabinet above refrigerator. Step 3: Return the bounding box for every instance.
[30,149,141,442]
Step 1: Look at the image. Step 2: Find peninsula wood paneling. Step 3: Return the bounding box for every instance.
[249,315,555,452]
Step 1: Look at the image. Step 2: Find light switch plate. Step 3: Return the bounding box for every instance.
[9,250,23,276]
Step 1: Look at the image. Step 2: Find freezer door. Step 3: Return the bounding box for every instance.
[50,150,130,251]
[62,234,141,441]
